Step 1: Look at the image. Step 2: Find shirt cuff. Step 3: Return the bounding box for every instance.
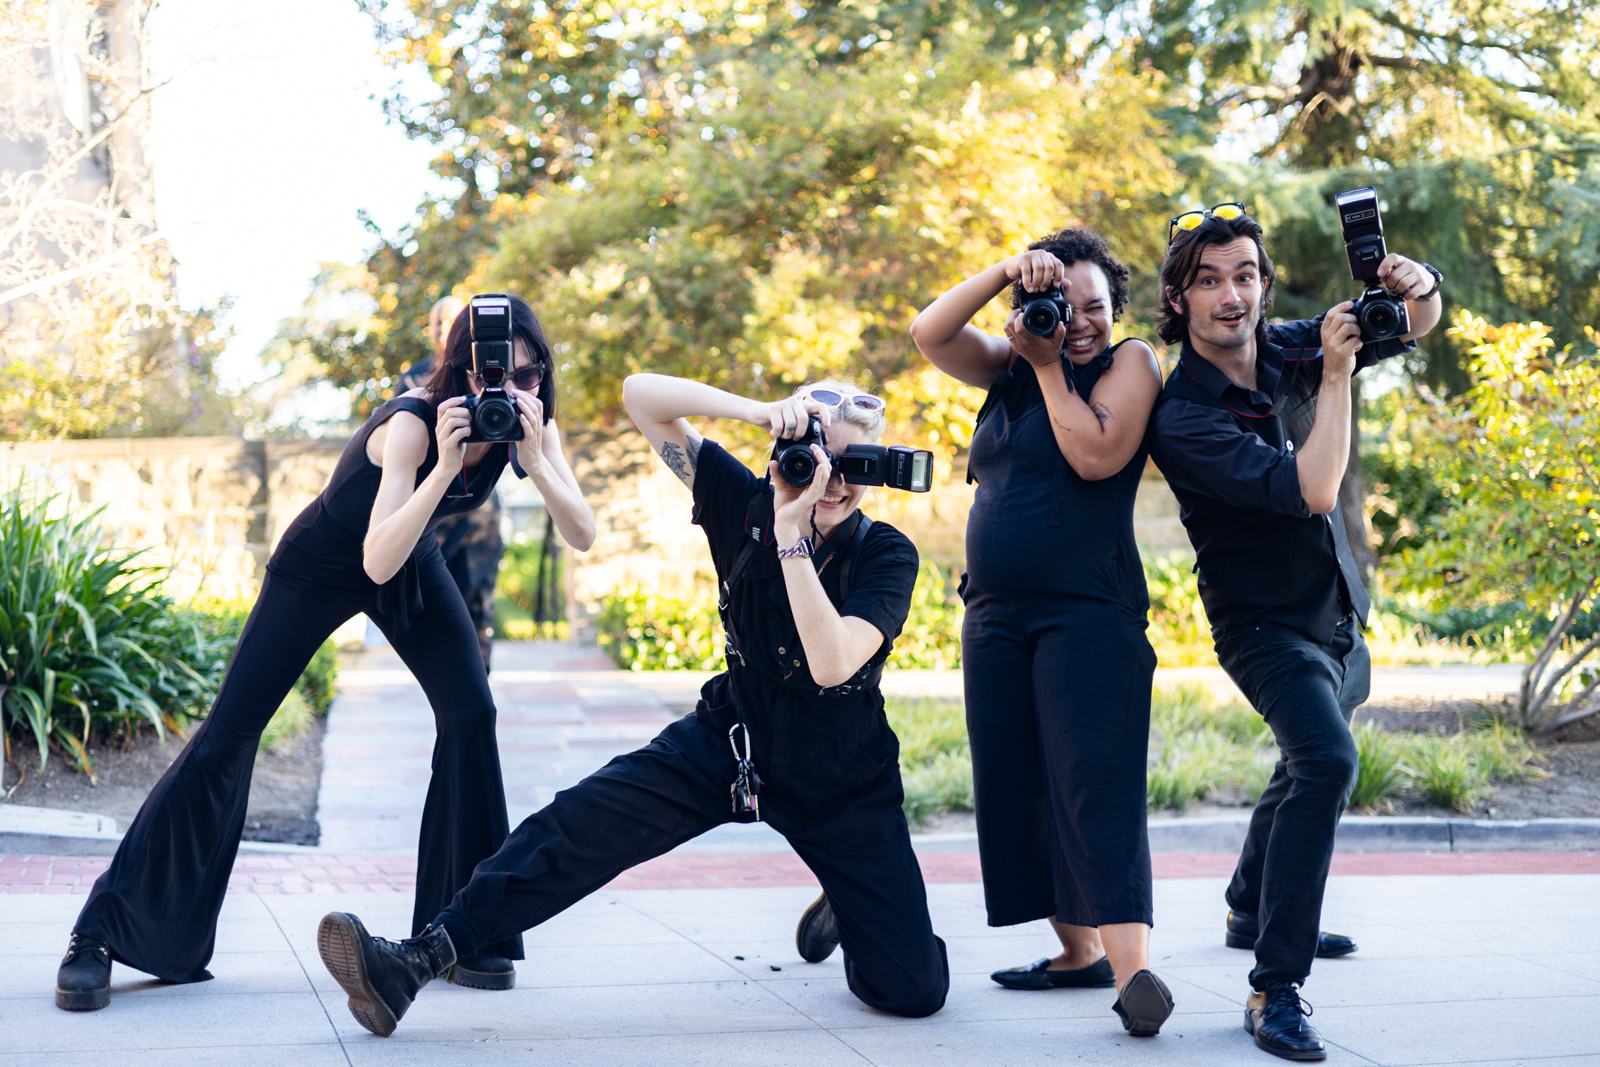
[1270,453,1313,517]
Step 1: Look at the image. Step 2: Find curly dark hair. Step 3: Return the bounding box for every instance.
[1157,212,1277,346]
[424,293,557,423]
[1009,226,1131,321]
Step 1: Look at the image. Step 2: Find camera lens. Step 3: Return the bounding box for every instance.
[476,396,518,439]
[777,447,817,486]
[1360,298,1399,339]
[1023,301,1061,338]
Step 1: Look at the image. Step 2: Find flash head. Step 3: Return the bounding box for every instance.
[469,294,514,382]
[1336,187,1386,285]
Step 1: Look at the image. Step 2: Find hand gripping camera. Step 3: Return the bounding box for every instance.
[1020,285,1073,338]
[464,293,524,442]
[775,417,933,493]
[1336,186,1409,345]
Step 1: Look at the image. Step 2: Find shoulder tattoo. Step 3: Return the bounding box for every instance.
[659,441,691,484]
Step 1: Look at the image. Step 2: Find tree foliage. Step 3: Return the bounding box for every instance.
[1396,314,1600,733]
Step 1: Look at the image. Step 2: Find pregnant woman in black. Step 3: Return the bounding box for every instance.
[911,229,1170,1035]
[55,294,595,1010]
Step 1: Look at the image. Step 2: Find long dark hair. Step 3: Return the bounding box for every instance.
[1010,226,1131,320]
[425,293,557,423]
[1158,213,1277,346]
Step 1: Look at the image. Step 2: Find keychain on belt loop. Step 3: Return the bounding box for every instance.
[729,723,763,820]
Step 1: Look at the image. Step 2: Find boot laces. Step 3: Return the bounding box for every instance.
[65,934,108,964]
[1266,982,1313,1019]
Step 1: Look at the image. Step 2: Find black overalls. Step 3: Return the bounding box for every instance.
[72,397,525,981]
[961,346,1158,930]
[434,438,949,1018]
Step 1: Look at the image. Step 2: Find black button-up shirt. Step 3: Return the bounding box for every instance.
[1148,318,1413,643]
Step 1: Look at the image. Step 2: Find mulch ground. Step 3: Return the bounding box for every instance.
[5,850,1598,895]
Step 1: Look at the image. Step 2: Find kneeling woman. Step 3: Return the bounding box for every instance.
[313,374,949,1036]
[911,229,1170,1034]
[56,295,595,1009]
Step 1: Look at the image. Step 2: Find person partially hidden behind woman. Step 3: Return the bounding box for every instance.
[55,294,595,1011]
[911,228,1172,1035]
[311,374,949,1036]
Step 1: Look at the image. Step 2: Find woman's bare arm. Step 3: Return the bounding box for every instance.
[363,402,469,583]
[911,252,1063,388]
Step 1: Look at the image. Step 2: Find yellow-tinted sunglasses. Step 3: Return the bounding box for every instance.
[1168,202,1248,244]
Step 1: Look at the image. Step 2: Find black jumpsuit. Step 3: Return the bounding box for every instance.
[72,396,524,982]
[961,347,1157,930]
[431,439,950,1018]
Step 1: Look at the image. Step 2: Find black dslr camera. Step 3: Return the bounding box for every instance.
[1336,186,1409,345]
[1020,285,1073,338]
[775,417,933,493]
[464,293,524,442]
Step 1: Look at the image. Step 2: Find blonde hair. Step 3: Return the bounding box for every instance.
[792,378,885,439]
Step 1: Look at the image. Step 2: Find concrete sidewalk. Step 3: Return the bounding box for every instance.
[5,872,1598,1065]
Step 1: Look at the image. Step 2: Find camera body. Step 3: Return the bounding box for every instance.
[1020,285,1073,338]
[464,293,524,443]
[774,417,933,493]
[1336,187,1409,345]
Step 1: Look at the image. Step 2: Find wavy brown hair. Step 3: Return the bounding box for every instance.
[1158,212,1277,347]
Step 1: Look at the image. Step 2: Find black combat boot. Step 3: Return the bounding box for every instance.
[1245,981,1326,1061]
[317,912,455,1037]
[795,893,840,963]
[447,951,516,990]
[55,934,112,1011]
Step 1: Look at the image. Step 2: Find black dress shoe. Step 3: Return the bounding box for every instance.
[1245,982,1326,1061]
[55,935,112,1011]
[447,951,516,990]
[990,955,1116,990]
[1227,911,1358,958]
[796,893,840,963]
[317,912,455,1037]
[1112,969,1175,1036]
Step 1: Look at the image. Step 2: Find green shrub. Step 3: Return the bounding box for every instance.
[496,531,564,622]
[0,485,236,771]
[1463,719,1550,784]
[188,596,338,716]
[889,562,964,669]
[596,586,725,671]
[1405,737,1490,813]
[886,697,972,824]
[260,688,314,753]
[297,638,340,716]
[901,751,975,824]
[1146,684,1276,811]
[1349,722,1408,812]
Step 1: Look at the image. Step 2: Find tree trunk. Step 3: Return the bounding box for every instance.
[1338,375,1376,590]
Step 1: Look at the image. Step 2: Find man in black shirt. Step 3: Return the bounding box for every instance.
[313,373,948,1037]
[1148,208,1442,1061]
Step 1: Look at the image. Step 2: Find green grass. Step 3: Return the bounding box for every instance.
[1349,722,1408,812]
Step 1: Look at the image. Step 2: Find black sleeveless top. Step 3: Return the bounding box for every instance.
[964,342,1149,610]
[267,396,511,632]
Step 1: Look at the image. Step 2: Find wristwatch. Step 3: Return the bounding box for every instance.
[776,538,815,559]
[1414,263,1444,302]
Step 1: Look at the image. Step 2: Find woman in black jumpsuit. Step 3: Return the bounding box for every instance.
[56,295,595,1009]
[912,229,1172,1035]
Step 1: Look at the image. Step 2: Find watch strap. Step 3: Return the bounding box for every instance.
[776,537,815,559]
[1415,263,1443,302]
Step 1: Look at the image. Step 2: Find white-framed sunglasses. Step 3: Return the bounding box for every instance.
[805,388,885,413]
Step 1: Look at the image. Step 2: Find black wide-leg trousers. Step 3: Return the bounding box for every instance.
[1216,615,1370,988]
[961,596,1157,930]
[73,553,521,983]
[436,713,950,1018]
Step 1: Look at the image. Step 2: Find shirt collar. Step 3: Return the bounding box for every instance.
[1178,336,1284,413]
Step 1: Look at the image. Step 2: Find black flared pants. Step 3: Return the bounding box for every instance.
[72,552,521,983]
[962,596,1157,930]
[1216,615,1370,988]
[434,713,950,1019]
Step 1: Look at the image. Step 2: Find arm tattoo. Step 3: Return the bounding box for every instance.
[660,441,691,484]
[1091,401,1114,426]
[685,435,701,472]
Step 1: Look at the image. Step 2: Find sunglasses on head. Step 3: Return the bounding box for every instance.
[1168,202,1248,244]
[473,363,546,391]
[804,387,885,413]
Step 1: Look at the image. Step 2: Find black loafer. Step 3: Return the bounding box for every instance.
[1245,981,1326,1060]
[796,893,840,963]
[990,955,1116,990]
[447,952,516,990]
[1227,911,1357,959]
[55,934,112,1011]
[1112,969,1175,1036]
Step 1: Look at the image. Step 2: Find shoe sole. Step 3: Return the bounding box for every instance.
[1244,1011,1328,1061]
[795,895,839,964]
[446,963,516,990]
[1117,971,1175,1037]
[1226,932,1359,960]
[54,986,109,1011]
[318,913,397,1037]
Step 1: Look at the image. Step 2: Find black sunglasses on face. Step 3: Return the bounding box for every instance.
[474,364,546,391]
